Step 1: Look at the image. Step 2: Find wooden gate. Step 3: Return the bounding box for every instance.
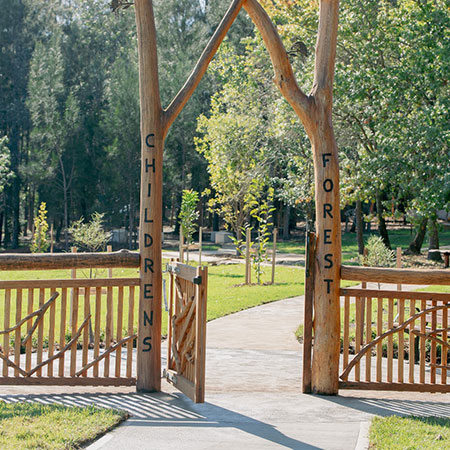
[0,252,139,386]
[164,262,207,403]
[302,234,450,393]
[339,266,450,392]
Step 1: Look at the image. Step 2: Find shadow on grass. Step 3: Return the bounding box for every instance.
[209,273,243,279]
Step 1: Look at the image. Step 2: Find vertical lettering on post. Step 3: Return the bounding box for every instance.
[138,126,162,392]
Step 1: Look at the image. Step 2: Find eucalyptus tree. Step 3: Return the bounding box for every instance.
[0,0,33,247]
[27,32,80,250]
[195,39,275,239]
[0,137,12,246]
[102,45,141,248]
[334,0,450,253]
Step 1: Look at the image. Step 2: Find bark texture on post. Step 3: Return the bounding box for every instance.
[244,0,341,394]
[135,0,163,392]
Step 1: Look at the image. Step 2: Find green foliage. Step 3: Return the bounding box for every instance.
[179,189,199,246]
[360,235,396,268]
[335,0,450,221]
[31,202,49,253]
[69,212,111,252]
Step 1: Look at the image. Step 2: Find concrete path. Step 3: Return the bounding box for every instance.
[2,286,450,449]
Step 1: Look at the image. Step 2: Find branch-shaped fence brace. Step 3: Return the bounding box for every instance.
[0,292,59,342]
[27,314,91,377]
[0,351,28,377]
[0,292,59,338]
[22,292,60,346]
[75,334,137,377]
[340,303,450,381]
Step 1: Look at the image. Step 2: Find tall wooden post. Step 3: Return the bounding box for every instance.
[135,0,163,392]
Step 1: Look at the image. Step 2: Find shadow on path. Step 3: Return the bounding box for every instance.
[0,392,321,450]
[323,395,450,418]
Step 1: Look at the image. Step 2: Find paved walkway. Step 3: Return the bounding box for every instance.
[2,285,450,449]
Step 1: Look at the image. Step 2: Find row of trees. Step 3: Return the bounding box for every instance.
[1,0,250,249]
[1,0,449,254]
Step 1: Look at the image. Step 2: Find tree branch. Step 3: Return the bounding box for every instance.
[243,0,313,131]
[312,0,340,106]
[135,0,162,130]
[163,0,245,135]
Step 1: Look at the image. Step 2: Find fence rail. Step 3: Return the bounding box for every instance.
[0,250,140,271]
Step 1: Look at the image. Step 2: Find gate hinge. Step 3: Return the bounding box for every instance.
[193,276,202,285]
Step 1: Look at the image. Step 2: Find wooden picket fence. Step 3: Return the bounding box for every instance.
[0,251,140,386]
[339,266,450,392]
[302,233,450,394]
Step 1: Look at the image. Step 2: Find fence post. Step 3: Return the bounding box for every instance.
[396,247,402,291]
[179,232,184,264]
[271,228,277,284]
[303,231,316,393]
[107,244,114,340]
[199,227,203,266]
[245,228,251,285]
[50,222,54,253]
[70,247,77,317]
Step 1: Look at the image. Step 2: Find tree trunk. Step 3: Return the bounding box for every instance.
[128,194,134,250]
[408,217,428,255]
[355,199,364,255]
[283,204,290,240]
[3,206,10,246]
[0,210,3,246]
[9,129,21,249]
[376,193,391,249]
[309,119,341,395]
[427,216,441,261]
[213,212,219,231]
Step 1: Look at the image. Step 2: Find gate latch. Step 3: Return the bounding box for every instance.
[193,276,202,285]
[166,263,180,274]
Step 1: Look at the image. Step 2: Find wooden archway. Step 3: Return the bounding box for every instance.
[134,0,341,395]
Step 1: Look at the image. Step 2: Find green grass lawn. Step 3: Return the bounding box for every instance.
[0,263,305,342]
[370,416,450,450]
[0,402,127,450]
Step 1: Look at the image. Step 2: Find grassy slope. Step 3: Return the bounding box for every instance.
[0,402,127,450]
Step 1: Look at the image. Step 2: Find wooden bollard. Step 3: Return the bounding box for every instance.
[245,228,251,285]
[271,228,277,284]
